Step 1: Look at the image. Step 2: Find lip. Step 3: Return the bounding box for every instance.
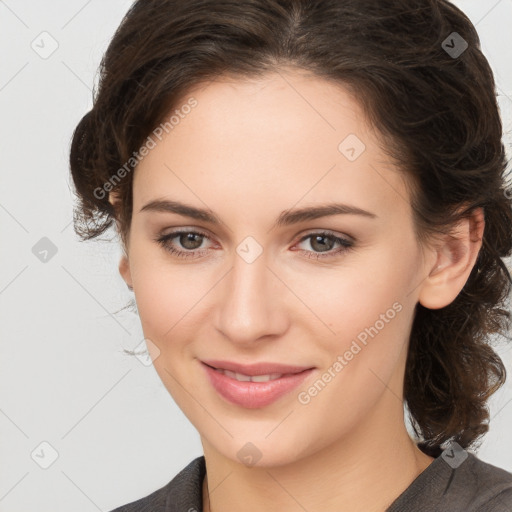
[201,360,315,409]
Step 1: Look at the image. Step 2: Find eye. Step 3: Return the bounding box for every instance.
[155,229,212,259]
[293,231,354,260]
[155,229,354,260]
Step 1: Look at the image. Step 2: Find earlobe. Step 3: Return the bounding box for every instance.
[418,207,484,310]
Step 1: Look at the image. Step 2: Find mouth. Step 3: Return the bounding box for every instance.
[202,359,314,376]
[200,360,316,409]
[208,367,289,382]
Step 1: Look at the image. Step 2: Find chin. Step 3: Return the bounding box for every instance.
[203,429,315,469]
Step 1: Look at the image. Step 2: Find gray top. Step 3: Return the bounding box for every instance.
[109,452,512,512]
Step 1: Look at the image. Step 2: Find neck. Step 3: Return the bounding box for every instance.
[201,392,434,512]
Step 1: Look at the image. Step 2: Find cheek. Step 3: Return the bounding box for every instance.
[290,260,415,442]
[290,246,418,384]
[129,241,221,350]
[285,247,413,332]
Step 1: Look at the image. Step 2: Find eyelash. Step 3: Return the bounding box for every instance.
[155,229,354,260]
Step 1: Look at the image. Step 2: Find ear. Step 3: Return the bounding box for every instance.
[108,190,122,220]
[119,254,133,291]
[418,207,484,310]
[109,191,133,291]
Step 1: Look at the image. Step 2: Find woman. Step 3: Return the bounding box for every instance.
[69,0,512,510]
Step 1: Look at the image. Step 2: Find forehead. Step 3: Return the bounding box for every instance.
[168,69,368,153]
[132,69,411,222]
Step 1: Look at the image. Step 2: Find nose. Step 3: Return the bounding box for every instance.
[214,246,289,346]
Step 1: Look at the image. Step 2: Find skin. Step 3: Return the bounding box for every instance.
[111,67,484,512]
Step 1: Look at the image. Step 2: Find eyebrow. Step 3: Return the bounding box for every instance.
[139,199,377,228]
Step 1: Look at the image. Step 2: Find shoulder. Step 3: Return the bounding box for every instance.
[434,451,512,511]
[107,456,206,512]
[387,451,512,512]
[463,454,512,512]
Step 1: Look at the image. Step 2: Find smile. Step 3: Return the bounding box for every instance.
[201,361,315,409]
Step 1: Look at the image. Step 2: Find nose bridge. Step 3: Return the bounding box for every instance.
[215,242,286,343]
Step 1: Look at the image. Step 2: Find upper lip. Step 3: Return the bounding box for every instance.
[202,359,314,376]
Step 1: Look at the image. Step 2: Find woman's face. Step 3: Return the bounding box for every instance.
[118,69,437,467]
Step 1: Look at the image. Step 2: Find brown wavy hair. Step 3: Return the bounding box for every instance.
[69,0,512,457]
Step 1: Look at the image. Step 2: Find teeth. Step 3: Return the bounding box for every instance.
[232,371,251,382]
[221,369,284,382]
[251,373,282,382]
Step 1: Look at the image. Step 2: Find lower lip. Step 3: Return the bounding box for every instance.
[201,363,315,409]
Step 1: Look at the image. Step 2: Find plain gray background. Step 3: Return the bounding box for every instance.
[0,1,511,511]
